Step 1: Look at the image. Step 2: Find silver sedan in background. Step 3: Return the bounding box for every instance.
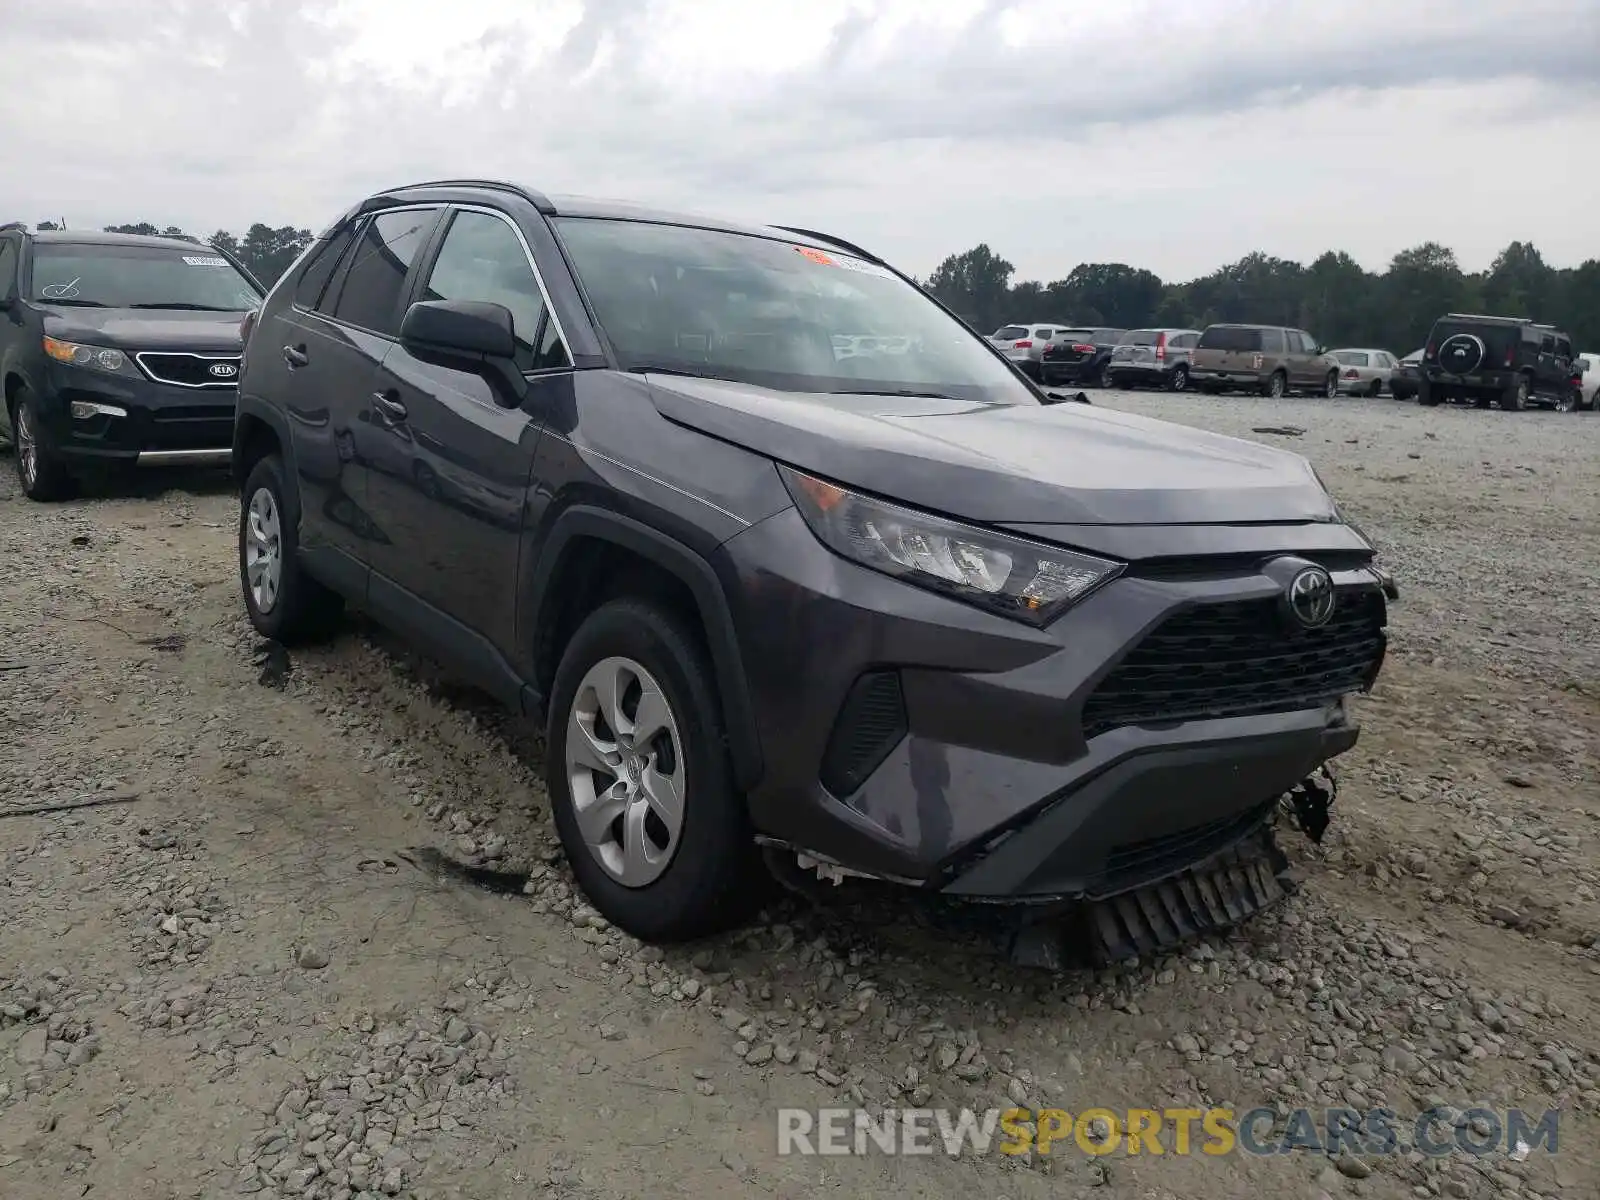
[1331,348,1399,396]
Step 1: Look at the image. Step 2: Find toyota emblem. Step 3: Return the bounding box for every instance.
[209,362,238,379]
[1286,566,1336,628]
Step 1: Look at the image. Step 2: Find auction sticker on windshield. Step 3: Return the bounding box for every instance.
[182,255,229,267]
[795,244,895,279]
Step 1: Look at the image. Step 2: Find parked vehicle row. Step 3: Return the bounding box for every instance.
[985,310,1595,412]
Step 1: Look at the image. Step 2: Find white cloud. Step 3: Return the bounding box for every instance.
[2,0,1596,281]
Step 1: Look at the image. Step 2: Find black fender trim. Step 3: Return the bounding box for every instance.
[231,394,298,489]
[526,505,764,791]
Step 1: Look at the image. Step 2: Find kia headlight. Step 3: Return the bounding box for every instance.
[43,336,134,376]
[780,465,1121,626]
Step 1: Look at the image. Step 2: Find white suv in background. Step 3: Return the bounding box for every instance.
[986,322,1076,380]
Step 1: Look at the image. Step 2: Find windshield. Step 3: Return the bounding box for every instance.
[29,243,262,310]
[553,217,1036,404]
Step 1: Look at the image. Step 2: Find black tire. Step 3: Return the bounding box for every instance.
[1417,380,1440,407]
[1199,382,1219,395]
[1097,363,1114,389]
[238,453,344,643]
[1265,371,1288,399]
[545,598,759,942]
[1323,371,1339,399]
[11,389,75,501]
[1501,375,1529,412]
[1370,379,1384,397]
[1168,364,1190,392]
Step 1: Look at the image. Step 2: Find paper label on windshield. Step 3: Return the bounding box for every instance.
[794,245,894,279]
[182,255,228,267]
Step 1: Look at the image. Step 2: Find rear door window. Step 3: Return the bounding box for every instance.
[1260,329,1284,353]
[329,208,440,337]
[0,237,18,297]
[1198,326,1263,352]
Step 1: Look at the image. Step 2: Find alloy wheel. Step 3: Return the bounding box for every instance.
[244,486,283,614]
[565,655,685,888]
[16,405,38,489]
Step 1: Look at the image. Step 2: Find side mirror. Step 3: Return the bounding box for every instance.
[400,300,516,361]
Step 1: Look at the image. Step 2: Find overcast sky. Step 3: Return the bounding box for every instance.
[4,0,1597,283]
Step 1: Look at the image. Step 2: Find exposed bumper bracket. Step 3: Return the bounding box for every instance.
[1282,764,1338,844]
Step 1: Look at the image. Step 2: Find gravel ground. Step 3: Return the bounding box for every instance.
[2,391,1598,1200]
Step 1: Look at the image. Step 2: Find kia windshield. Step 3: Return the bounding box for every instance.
[29,243,262,311]
[553,218,1037,404]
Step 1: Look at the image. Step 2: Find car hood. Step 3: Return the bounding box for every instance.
[38,306,247,353]
[644,374,1339,526]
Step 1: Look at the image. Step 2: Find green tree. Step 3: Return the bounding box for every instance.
[925,244,1015,334]
[1379,243,1478,351]
[236,223,313,286]
[1055,263,1165,330]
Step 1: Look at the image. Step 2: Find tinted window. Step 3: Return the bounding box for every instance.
[1260,328,1284,352]
[1539,334,1555,352]
[0,239,17,296]
[1198,326,1263,351]
[295,226,356,311]
[994,325,1027,339]
[28,242,262,310]
[1555,338,1572,358]
[420,211,553,372]
[554,217,1035,404]
[331,209,436,335]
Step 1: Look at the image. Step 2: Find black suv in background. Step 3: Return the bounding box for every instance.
[1418,313,1581,411]
[0,224,263,499]
[234,179,1392,963]
[1039,327,1126,388]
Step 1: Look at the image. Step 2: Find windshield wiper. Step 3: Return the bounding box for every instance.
[625,365,727,380]
[36,297,107,307]
[829,388,961,400]
[126,302,239,311]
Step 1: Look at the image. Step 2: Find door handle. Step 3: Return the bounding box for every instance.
[282,344,308,368]
[371,391,407,422]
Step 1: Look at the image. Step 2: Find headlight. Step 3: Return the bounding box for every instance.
[43,336,131,375]
[780,465,1122,626]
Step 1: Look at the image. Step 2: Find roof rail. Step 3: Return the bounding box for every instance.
[0,221,27,234]
[773,225,884,265]
[1444,312,1531,323]
[375,178,555,214]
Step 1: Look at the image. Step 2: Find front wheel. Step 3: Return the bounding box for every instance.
[1168,364,1190,392]
[12,391,74,502]
[238,454,344,643]
[546,599,759,942]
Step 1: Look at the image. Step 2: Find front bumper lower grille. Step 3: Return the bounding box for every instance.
[1081,589,1386,738]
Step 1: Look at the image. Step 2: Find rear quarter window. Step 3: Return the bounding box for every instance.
[1197,326,1263,352]
[294,226,356,311]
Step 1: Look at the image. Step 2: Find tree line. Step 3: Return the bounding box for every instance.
[34,220,314,293]
[924,241,1600,353]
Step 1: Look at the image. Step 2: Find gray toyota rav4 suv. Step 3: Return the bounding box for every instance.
[233,179,1394,964]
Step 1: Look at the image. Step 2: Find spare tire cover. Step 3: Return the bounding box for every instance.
[1439,333,1486,373]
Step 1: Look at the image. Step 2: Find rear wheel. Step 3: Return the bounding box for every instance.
[1370,379,1384,397]
[1417,381,1440,407]
[12,390,74,502]
[1168,364,1189,392]
[1501,375,1529,412]
[1097,363,1113,389]
[546,599,759,942]
[1265,371,1288,399]
[1323,371,1339,399]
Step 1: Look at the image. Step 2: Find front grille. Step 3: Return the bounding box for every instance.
[135,352,241,389]
[1080,589,1386,738]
